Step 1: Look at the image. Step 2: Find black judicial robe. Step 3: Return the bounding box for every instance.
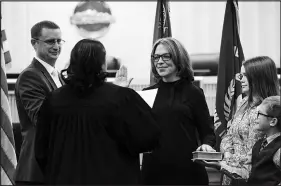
[34,82,161,184]
[141,78,216,185]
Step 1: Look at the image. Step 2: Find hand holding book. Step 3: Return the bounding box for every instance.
[194,159,221,170]
[192,144,222,170]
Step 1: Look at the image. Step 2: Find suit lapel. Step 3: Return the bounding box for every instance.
[31,58,57,90]
[258,136,281,160]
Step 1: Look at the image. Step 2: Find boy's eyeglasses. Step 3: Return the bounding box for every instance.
[257,111,275,119]
[151,53,172,62]
[32,38,65,46]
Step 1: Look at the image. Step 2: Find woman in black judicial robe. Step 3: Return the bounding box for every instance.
[141,37,216,185]
[34,39,161,185]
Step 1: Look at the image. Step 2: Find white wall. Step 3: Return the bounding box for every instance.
[239,2,280,63]
[2,1,280,85]
[170,2,225,54]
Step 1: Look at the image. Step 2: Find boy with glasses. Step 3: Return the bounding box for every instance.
[247,96,281,186]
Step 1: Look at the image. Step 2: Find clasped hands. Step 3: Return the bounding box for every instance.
[113,65,133,87]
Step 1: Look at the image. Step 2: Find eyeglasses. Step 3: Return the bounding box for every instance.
[151,53,172,62]
[32,38,65,46]
[257,111,275,119]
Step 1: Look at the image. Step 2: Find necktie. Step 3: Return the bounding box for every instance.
[260,138,268,152]
[51,69,62,88]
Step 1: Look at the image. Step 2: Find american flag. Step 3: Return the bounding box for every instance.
[1,28,17,185]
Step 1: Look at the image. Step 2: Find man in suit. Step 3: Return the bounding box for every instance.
[14,20,64,185]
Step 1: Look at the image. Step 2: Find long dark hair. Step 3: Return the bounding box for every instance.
[243,56,279,105]
[61,39,107,96]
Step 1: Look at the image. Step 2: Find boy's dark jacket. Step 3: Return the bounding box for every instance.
[247,135,281,186]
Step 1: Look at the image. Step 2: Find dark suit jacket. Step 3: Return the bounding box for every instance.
[14,58,64,183]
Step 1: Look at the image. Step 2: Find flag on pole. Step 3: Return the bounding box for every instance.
[150,0,172,85]
[1,28,17,185]
[214,0,245,151]
[1,28,12,69]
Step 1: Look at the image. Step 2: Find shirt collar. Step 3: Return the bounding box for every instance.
[35,56,55,75]
[266,132,281,144]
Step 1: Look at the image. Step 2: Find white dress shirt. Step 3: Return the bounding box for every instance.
[35,56,62,88]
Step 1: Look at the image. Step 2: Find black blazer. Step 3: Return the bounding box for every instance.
[14,58,64,183]
[141,78,215,185]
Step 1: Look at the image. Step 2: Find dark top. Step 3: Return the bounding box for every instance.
[141,78,216,185]
[248,136,281,186]
[35,82,161,185]
[14,58,60,183]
